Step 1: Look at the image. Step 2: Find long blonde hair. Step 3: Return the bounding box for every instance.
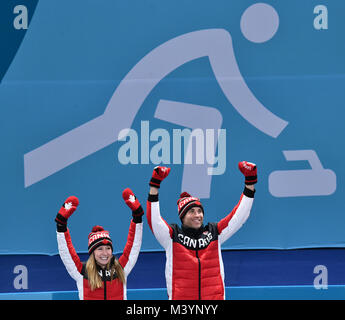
[85,254,126,291]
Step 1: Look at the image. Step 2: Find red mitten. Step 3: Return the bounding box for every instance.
[238,161,257,185]
[149,166,171,188]
[55,196,79,225]
[122,188,144,220]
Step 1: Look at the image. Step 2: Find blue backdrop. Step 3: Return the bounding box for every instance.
[1,0,344,254]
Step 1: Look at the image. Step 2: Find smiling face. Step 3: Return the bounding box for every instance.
[93,245,113,268]
[182,206,204,229]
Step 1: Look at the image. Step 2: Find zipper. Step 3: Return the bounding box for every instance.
[102,271,107,300]
[104,279,107,300]
[195,250,201,300]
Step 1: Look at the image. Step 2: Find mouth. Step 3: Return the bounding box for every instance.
[99,257,109,261]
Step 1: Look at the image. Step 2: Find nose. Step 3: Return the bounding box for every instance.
[99,247,110,255]
[193,210,203,218]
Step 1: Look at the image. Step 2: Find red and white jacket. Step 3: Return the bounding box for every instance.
[147,187,255,300]
[56,220,142,300]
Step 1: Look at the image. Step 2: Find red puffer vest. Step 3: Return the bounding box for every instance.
[170,223,224,300]
[147,188,255,300]
[81,259,124,300]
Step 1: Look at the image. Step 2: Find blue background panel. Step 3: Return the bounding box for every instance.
[1,249,344,292]
[1,1,345,301]
[1,0,344,255]
[1,249,344,299]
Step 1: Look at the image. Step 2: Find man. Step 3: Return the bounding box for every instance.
[146,162,257,300]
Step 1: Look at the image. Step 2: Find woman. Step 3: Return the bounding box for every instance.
[55,188,143,300]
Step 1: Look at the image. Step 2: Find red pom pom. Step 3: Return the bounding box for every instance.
[177,192,191,204]
[91,225,104,232]
[180,192,191,198]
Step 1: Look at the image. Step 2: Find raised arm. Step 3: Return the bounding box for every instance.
[119,188,144,276]
[55,196,83,283]
[217,162,257,244]
[146,167,173,249]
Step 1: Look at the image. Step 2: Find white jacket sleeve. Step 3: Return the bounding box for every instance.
[217,187,255,245]
[146,194,173,249]
[119,220,143,276]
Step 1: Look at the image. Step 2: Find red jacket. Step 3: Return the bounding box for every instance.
[147,187,255,300]
[56,220,142,300]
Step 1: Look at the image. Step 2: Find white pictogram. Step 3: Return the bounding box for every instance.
[269,150,336,197]
[240,3,279,43]
[24,3,287,195]
[154,99,224,198]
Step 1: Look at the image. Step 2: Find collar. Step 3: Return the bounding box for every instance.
[181,224,205,238]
